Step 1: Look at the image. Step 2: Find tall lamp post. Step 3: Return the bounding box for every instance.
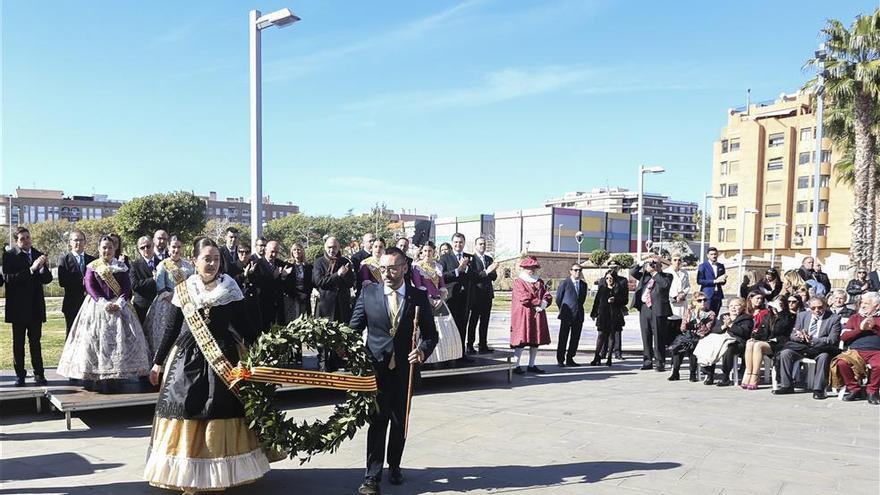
[700,193,720,265]
[811,43,827,261]
[738,208,759,284]
[637,166,665,260]
[770,221,788,269]
[250,8,300,249]
[658,226,666,257]
[575,231,584,264]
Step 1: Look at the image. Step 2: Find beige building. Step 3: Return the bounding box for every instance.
[710,91,853,270]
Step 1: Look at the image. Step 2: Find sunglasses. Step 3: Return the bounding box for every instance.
[809,306,824,310]
[571,268,582,272]
[238,249,250,254]
[138,245,151,250]
[695,298,706,302]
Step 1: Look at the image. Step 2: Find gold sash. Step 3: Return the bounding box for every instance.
[362,256,382,282]
[87,258,123,297]
[416,261,440,287]
[161,258,187,285]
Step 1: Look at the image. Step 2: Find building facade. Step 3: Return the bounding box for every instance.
[709,91,853,268]
[199,192,299,223]
[544,187,698,241]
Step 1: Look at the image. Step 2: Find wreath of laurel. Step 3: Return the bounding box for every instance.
[239,317,377,463]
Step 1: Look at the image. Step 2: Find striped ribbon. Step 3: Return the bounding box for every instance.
[228,365,377,392]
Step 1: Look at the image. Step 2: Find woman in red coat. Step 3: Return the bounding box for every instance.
[510,256,553,374]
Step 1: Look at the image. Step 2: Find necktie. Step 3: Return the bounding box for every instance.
[573,281,578,297]
[148,260,155,271]
[457,253,461,261]
[388,290,401,370]
[78,254,84,273]
[642,278,655,308]
[25,251,32,263]
[809,317,819,338]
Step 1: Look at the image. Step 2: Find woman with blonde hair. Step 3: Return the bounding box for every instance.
[668,291,716,381]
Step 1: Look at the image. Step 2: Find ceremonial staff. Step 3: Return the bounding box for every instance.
[405,305,420,438]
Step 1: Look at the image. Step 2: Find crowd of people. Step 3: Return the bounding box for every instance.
[4,225,880,494]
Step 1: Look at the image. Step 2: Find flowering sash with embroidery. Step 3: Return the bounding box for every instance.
[87,258,123,297]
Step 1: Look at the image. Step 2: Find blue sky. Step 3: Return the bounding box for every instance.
[1,1,874,217]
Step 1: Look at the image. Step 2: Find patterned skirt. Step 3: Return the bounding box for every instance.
[57,297,151,380]
[424,301,463,363]
[143,294,176,358]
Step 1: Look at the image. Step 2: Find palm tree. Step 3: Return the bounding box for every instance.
[804,8,880,270]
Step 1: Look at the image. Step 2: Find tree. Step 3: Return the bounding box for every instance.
[74,218,117,257]
[201,219,251,248]
[804,9,880,269]
[610,253,634,269]
[23,219,72,265]
[113,191,206,249]
[264,212,395,259]
[589,249,610,266]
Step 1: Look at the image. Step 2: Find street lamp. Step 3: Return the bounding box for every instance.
[770,221,788,269]
[811,42,827,261]
[575,231,584,264]
[658,226,666,257]
[250,8,301,250]
[738,207,759,283]
[637,166,665,260]
[557,223,563,252]
[700,192,721,265]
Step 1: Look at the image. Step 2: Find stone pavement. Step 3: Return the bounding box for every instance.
[2,353,878,495]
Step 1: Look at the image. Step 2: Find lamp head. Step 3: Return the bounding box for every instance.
[256,8,301,30]
[643,166,665,174]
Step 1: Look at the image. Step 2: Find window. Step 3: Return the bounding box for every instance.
[720,161,728,175]
[768,132,785,147]
[718,206,726,219]
[764,204,781,218]
[718,228,726,241]
[728,161,739,174]
[798,152,811,165]
[819,199,828,212]
[820,174,830,188]
[727,184,738,197]
[818,225,828,236]
[719,183,727,197]
[765,180,782,197]
[725,229,737,242]
[767,157,783,170]
[797,176,810,189]
[729,139,740,152]
[800,127,814,141]
[821,150,831,163]
[763,228,776,241]
[796,200,809,213]
[727,206,738,220]
[721,139,729,153]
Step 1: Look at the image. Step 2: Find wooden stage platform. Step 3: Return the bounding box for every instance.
[1,352,512,430]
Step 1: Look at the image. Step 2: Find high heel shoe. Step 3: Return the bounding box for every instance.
[589,359,600,366]
[606,358,612,367]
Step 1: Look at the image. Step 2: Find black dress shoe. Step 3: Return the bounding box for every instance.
[34,375,48,386]
[465,346,477,355]
[589,359,600,366]
[655,366,666,372]
[512,366,525,375]
[640,364,652,370]
[478,346,493,354]
[867,392,880,405]
[703,377,715,385]
[565,359,581,367]
[667,373,680,381]
[358,478,381,495]
[389,467,403,485]
[716,379,732,387]
[812,390,827,400]
[14,377,25,387]
[772,387,794,395]
[842,390,864,401]
[557,361,566,367]
[689,376,699,382]
[526,366,545,374]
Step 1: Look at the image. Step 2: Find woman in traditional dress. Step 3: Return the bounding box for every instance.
[411,241,463,364]
[57,236,151,392]
[357,237,385,289]
[143,236,194,356]
[144,238,270,494]
[510,256,552,375]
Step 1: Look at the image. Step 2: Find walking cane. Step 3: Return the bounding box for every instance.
[404,305,420,439]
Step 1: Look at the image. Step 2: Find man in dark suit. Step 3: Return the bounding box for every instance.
[251,240,286,332]
[773,297,842,399]
[556,263,588,366]
[697,247,727,314]
[153,229,170,261]
[349,247,438,495]
[395,236,414,286]
[314,236,356,371]
[130,235,159,324]
[439,232,472,359]
[467,236,497,354]
[869,264,880,292]
[57,229,96,336]
[3,227,53,386]
[219,227,239,268]
[351,232,376,274]
[797,256,831,296]
[631,255,673,371]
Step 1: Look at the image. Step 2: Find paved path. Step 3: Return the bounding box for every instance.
[2,356,877,495]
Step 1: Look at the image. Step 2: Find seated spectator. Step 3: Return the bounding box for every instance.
[668,292,715,382]
[694,297,753,387]
[781,269,806,298]
[832,292,880,404]
[827,289,855,318]
[740,268,782,301]
[773,296,842,400]
[846,268,872,304]
[741,295,801,390]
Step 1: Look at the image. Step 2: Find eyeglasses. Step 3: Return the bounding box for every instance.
[809,305,824,310]
[378,264,404,273]
[238,250,250,254]
[571,268,582,272]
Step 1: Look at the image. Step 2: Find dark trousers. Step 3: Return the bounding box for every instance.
[557,319,584,363]
[704,342,745,381]
[671,353,698,378]
[592,330,616,363]
[134,304,148,325]
[13,321,44,379]
[639,307,666,367]
[448,297,469,353]
[708,294,723,315]
[778,348,832,391]
[63,310,77,337]
[365,365,408,481]
[466,301,492,348]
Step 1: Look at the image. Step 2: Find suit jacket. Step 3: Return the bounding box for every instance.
[130,255,159,311]
[791,310,842,347]
[282,261,314,303]
[556,277,588,323]
[57,251,97,315]
[349,283,438,372]
[219,245,238,269]
[869,271,880,292]
[252,257,284,327]
[439,251,473,305]
[312,255,355,323]
[630,265,673,317]
[798,268,831,294]
[697,261,726,299]
[469,253,496,306]
[3,247,53,324]
[350,249,370,274]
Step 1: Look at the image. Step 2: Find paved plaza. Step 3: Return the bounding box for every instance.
[2,312,878,495]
